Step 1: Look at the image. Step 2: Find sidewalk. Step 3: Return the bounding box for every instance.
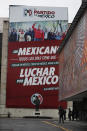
[50,118,87,126]
[0,117,87,131]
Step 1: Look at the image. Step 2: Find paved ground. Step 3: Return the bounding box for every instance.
[52,119,87,131]
[0,118,87,131]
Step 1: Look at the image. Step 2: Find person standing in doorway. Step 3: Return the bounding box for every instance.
[34,96,40,111]
[68,108,72,121]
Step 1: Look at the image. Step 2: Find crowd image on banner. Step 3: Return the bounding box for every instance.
[9,20,68,42]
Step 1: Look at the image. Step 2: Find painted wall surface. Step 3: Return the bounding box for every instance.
[59,9,87,100]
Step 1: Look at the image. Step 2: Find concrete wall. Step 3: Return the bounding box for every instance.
[0,21,72,118]
[0,18,8,33]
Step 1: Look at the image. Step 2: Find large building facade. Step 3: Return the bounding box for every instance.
[0,6,72,118]
[0,20,59,118]
[58,1,87,120]
[0,18,8,82]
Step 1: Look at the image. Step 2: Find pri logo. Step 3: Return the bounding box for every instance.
[31,93,43,105]
[24,8,55,18]
[24,9,32,16]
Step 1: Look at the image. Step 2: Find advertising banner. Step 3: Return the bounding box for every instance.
[6,5,68,108]
[9,5,68,22]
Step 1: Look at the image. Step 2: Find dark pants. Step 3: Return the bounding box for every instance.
[35,104,39,111]
[59,114,64,123]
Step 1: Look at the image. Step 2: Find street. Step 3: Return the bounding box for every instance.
[0,118,87,131]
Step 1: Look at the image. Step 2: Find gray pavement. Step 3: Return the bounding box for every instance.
[52,119,87,131]
[0,118,87,131]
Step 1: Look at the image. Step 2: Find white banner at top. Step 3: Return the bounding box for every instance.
[9,5,68,22]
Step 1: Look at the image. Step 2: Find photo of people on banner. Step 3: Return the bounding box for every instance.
[9,20,68,42]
